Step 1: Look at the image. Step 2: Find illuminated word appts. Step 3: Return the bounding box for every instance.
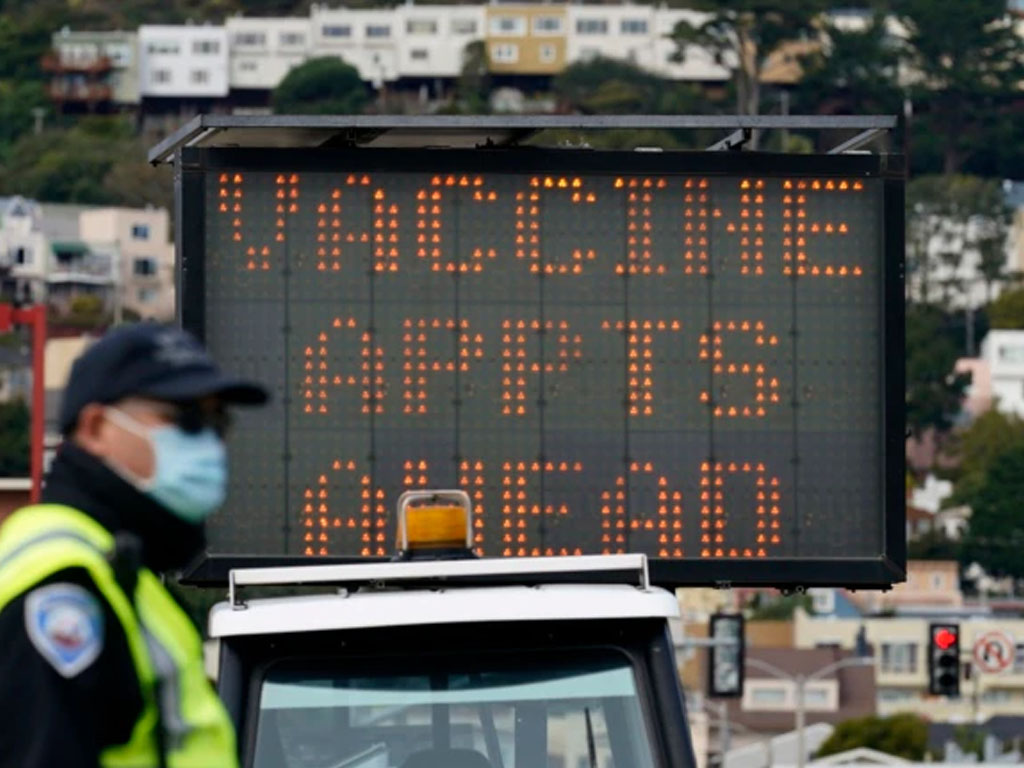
[298,316,778,420]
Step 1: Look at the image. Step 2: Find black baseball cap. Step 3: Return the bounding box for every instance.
[59,324,268,435]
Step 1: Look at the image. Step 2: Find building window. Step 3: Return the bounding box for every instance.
[878,688,915,702]
[410,49,429,61]
[133,258,158,276]
[146,42,179,55]
[999,345,1024,363]
[750,686,786,706]
[322,25,351,38]
[802,686,832,709]
[1014,644,1024,674]
[931,573,944,589]
[576,19,608,35]
[620,19,649,34]
[131,224,150,240]
[490,16,526,36]
[233,33,266,47]
[190,70,209,85]
[981,689,1013,703]
[533,16,563,35]
[406,19,438,35]
[539,44,557,63]
[138,287,158,303]
[279,32,306,47]
[880,643,918,674]
[106,44,132,66]
[192,40,220,54]
[239,60,258,72]
[491,43,519,63]
[451,18,477,35]
[366,25,391,38]
[151,69,171,84]
[12,247,29,265]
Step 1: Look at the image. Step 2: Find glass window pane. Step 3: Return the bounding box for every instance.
[255,651,657,768]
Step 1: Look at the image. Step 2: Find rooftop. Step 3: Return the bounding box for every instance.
[148,114,898,164]
[210,583,679,638]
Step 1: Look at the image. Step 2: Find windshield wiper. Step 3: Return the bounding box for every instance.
[584,707,598,768]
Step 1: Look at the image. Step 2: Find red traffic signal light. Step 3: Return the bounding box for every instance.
[929,623,960,696]
[934,627,958,650]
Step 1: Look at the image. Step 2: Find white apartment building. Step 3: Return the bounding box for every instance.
[0,198,177,320]
[310,5,485,83]
[565,6,728,82]
[50,28,140,105]
[227,16,312,91]
[139,24,229,98]
[79,207,175,321]
[394,5,485,80]
[977,330,1024,418]
[310,6,403,85]
[0,197,50,304]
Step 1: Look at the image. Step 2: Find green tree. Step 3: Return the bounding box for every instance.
[553,56,703,115]
[0,400,29,477]
[0,81,48,159]
[271,57,370,115]
[946,410,1024,507]
[989,288,1024,330]
[962,442,1024,578]
[906,304,970,438]
[895,0,1024,174]
[795,13,902,117]
[668,0,826,126]
[0,117,144,204]
[907,529,961,561]
[454,40,490,114]
[746,592,812,620]
[816,714,927,760]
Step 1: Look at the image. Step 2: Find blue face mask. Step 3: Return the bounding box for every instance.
[104,407,228,524]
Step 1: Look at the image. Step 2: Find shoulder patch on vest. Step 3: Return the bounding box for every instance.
[24,583,104,678]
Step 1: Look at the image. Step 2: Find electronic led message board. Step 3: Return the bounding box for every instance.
[179,146,904,587]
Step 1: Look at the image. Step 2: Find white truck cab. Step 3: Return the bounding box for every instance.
[210,492,696,768]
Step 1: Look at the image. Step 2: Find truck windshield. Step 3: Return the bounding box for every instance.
[253,649,658,768]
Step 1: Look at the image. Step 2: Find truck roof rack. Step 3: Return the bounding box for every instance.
[227,553,650,608]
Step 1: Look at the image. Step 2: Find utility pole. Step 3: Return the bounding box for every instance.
[31,107,46,136]
[0,305,46,501]
[795,674,806,768]
[719,700,731,763]
[746,655,874,768]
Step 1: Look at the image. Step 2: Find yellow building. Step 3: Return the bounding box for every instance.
[795,608,1024,721]
[484,4,567,75]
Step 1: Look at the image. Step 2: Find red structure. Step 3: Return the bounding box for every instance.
[0,306,46,503]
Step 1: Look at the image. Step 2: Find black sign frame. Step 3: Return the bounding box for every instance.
[175,145,905,590]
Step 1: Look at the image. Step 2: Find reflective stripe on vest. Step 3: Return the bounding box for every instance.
[0,504,238,768]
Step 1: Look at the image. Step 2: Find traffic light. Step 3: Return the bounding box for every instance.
[708,613,745,698]
[928,623,960,696]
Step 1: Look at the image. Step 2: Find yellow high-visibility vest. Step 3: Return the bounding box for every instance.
[0,504,237,768]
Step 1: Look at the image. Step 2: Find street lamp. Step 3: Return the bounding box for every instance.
[744,654,874,768]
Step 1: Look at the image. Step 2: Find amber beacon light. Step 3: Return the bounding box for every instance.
[396,489,475,559]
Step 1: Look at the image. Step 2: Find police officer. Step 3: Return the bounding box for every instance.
[0,324,267,768]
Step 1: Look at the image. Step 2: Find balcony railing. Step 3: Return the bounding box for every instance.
[47,82,114,102]
[48,253,117,284]
[42,53,114,74]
